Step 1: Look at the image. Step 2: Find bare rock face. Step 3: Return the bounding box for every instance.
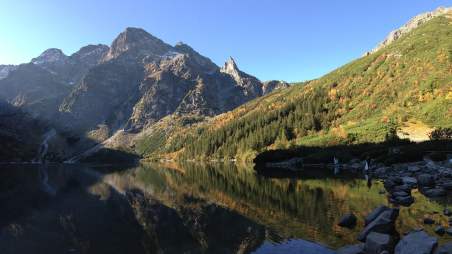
[31,48,68,65]
[102,27,172,62]
[366,7,451,55]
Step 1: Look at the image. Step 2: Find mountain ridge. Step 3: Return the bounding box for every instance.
[137,9,452,161]
[0,27,288,162]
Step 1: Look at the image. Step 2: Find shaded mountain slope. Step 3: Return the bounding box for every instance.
[0,45,108,121]
[0,100,45,161]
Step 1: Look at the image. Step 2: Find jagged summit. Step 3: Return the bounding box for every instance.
[121,27,157,42]
[221,57,239,73]
[221,56,245,86]
[31,48,68,65]
[73,44,109,58]
[70,44,109,66]
[366,6,452,55]
[103,27,172,61]
[174,42,218,72]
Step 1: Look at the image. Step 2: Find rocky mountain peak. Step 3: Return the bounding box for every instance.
[103,27,173,62]
[174,42,218,73]
[71,44,109,66]
[220,57,243,85]
[222,57,239,73]
[366,6,452,55]
[31,48,68,65]
[73,44,109,58]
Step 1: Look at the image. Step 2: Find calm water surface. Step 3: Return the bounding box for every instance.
[0,162,451,253]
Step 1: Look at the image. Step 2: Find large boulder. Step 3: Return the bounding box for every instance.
[364,232,394,254]
[365,205,389,226]
[401,177,418,188]
[358,208,399,242]
[394,230,437,254]
[336,243,364,254]
[338,213,357,228]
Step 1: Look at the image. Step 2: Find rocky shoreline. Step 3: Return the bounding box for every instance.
[335,157,452,254]
[336,204,451,254]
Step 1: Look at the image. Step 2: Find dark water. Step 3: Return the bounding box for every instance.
[0,162,451,254]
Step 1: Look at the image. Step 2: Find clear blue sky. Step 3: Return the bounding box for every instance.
[0,0,450,82]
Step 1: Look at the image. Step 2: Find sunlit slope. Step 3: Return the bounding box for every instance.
[139,14,451,160]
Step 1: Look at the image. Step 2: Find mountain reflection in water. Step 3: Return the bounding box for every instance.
[0,162,450,254]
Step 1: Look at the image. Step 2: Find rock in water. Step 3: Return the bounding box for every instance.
[338,213,357,228]
[364,232,394,254]
[365,205,389,226]
[358,208,399,242]
[394,230,437,254]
